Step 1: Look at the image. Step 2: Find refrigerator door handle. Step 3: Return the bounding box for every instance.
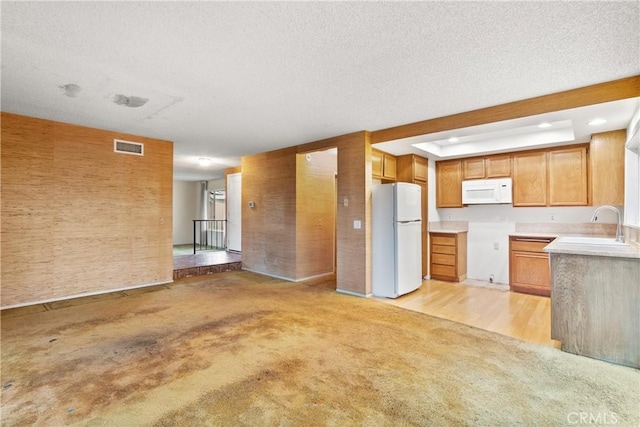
[397,220,422,224]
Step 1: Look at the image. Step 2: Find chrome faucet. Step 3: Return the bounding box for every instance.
[591,205,625,243]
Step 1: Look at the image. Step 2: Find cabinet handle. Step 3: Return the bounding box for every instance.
[513,238,554,243]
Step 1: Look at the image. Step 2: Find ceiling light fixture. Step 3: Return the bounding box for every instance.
[538,122,552,128]
[588,118,607,126]
[448,137,459,143]
[198,158,212,167]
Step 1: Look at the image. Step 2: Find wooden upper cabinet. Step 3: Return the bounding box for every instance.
[396,154,428,183]
[462,154,511,180]
[383,154,396,180]
[372,148,396,181]
[485,154,512,178]
[590,129,626,206]
[413,156,427,182]
[462,158,485,179]
[548,146,588,206]
[436,160,463,208]
[372,149,383,178]
[513,151,547,206]
[513,145,589,207]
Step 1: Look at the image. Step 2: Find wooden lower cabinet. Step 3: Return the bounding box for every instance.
[430,231,467,282]
[509,236,555,297]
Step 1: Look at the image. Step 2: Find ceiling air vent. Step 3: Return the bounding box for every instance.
[114,139,144,156]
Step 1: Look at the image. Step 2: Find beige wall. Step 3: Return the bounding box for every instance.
[173,181,199,245]
[1,113,174,308]
[241,131,372,295]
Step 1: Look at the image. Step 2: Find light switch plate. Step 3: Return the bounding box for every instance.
[353,220,361,229]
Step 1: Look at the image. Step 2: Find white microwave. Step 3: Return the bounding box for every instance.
[462,178,513,205]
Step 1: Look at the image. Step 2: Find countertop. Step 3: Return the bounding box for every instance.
[509,232,559,239]
[510,232,640,258]
[428,229,468,234]
[543,238,640,259]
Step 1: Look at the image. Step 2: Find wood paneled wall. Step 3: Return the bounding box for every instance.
[1,113,173,308]
[296,150,337,279]
[332,133,372,296]
[241,147,298,279]
[241,131,371,295]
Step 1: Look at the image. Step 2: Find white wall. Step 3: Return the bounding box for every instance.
[426,159,622,284]
[623,110,639,228]
[172,181,200,244]
[207,178,225,191]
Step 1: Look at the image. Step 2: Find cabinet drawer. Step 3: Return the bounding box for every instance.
[431,235,455,246]
[510,238,554,252]
[431,264,456,277]
[432,244,456,255]
[432,253,455,266]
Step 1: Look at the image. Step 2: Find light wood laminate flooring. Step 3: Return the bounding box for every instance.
[375,280,561,348]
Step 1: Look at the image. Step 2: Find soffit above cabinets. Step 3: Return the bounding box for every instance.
[374,97,640,160]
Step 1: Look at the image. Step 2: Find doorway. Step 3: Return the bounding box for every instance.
[227,173,242,253]
[296,148,338,276]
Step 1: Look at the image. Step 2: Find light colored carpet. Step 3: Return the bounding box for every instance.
[1,271,638,426]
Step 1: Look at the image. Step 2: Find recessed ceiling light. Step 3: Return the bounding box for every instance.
[538,122,552,128]
[198,158,212,167]
[588,118,607,126]
[448,137,459,143]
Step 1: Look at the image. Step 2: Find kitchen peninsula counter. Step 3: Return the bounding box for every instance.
[547,241,639,368]
[544,238,640,258]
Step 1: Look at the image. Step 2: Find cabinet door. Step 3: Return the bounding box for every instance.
[486,154,511,178]
[513,151,547,207]
[382,154,397,180]
[548,146,588,206]
[510,251,550,297]
[436,160,463,208]
[413,156,428,182]
[590,130,626,206]
[372,149,383,179]
[463,158,485,179]
[227,173,242,252]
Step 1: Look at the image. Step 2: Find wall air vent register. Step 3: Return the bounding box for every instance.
[114,139,144,156]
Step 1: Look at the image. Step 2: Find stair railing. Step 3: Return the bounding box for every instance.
[192,220,227,254]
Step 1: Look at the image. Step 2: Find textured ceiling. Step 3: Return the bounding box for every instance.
[2,1,639,180]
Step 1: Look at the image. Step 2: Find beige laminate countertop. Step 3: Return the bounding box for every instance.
[428,229,468,234]
[509,232,640,258]
[509,232,559,239]
[543,238,640,259]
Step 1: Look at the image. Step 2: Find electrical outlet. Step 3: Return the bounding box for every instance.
[493,242,499,250]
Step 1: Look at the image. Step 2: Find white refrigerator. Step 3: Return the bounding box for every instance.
[372,182,423,298]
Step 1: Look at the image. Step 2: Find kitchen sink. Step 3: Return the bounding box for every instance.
[557,236,627,246]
